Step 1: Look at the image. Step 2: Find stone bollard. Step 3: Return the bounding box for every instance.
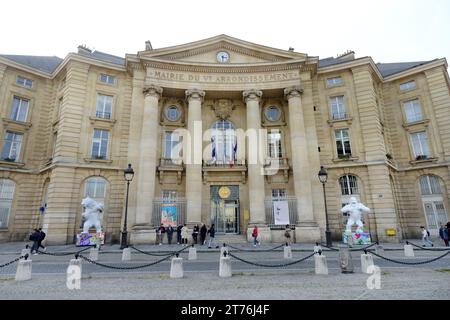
[15,255,32,281]
[404,244,414,257]
[339,246,354,273]
[122,247,131,261]
[21,246,31,257]
[314,252,328,275]
[219,252,232,278]
[375,245,384,255]
[313,243,322,253]
[89,248,99,261]
[220,244,229,257]
[188,246,197,260]
[360,252,374,274]
[170,255,184,278]
[69,258,83,274]
[284,244,292,259]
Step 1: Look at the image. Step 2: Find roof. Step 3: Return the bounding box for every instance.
[0,55,63,73]
[376,61,434,77]
[77,50,125,66]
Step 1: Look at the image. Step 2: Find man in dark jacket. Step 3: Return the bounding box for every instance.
[166,226,174,245]
[29,229,41,254]
[207,224,219,249]
[38,228,46,251]
[200,223,207,245]
[176,225,183,245]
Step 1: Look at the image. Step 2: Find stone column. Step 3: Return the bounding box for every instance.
[185,89,205,226]
[131,85,162,243]
[243,90,270,241]
[284,86,321,242]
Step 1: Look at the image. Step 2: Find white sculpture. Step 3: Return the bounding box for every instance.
[341,197,370,233]
[81,197,104,233]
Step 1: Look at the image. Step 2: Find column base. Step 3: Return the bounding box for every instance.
[246,225,271,243]
[294,222,321,242]
[130,225,156,245]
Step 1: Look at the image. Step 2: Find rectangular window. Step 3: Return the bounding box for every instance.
[0,179,15,229]
[330,96,347,120]
[163,131,181,161]
[400,80,416,91]
[162,190,178,200]
[335,129,352,157]
[410,131,430,159]
[327,76,343,87]
[1,132,23,162]
[91,129,109,159]
[16,76,33,88]
[99,74,115,85]
[267,130,282,158]
[96,94,113,119]
[10,96,29,122]
[403,99,423,123]
[272,189,286,199]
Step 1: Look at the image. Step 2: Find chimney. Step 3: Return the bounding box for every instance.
[77,45,92,55]
[288,47,294,52]
[145,40,153,51]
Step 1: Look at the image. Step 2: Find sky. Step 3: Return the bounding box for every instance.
[1,0,450,65]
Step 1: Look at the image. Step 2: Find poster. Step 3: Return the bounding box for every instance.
[273,200,290,225]
[342,231,371,245]
[76,232,105,246]
[161,203,177,227]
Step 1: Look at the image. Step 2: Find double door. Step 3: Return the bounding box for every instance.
[423,200,448,236]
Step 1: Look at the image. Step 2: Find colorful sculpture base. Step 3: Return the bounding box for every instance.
[342,231,371,245]
[76,232,105,246]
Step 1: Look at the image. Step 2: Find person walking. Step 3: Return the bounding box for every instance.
[208,224,219,248]
[176,224,183,245]
[181,224,189,246]
[421,226,434,247]
[38,228,46,251]
[200,223,207,245]
[166,225,174,245]
[252,225,260,246]
[158,224,166,245]
[29,229,41,255]
[192,224,199,244]
[284,224,292,245]
[439,223,449,247]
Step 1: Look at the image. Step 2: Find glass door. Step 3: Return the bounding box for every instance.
[423,201,448,236]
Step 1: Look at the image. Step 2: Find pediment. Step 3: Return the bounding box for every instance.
[138,34,308,65]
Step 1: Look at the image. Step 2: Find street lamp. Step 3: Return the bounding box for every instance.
[121,163,134,249]
[318,166,332,247]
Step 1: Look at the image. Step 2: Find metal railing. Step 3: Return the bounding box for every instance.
[203,159,246,167]
[159,158,183,167]
[265,196,298,228]
[152,197,186,227]
[332,112,349,120]
[264,157,289,168]
[95,111,111,119]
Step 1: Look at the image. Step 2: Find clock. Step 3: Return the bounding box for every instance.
[216,51,230,63]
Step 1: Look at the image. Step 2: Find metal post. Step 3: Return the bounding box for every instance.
[120,180,130,249]
[322,182,332,247]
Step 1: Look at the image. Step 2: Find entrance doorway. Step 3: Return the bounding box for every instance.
[211,186,240,234]
[423,200,448,237]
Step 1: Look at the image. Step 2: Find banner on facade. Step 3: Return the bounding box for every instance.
[161,203,177,227]
[273,200,289,225]
[76,232,105,246]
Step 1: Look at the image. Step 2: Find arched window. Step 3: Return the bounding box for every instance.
[0,179,16,229]
[84,177,106,205]
[339,175,359,195]
[211,120,236,164]
[419,175,448,236]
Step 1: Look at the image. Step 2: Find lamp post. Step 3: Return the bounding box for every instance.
[318,166,332,247]
[120,163,134,249]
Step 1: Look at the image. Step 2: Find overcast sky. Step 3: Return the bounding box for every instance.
[1,0,450,65]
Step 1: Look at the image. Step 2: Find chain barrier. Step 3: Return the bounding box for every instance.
[0,255,26,268]
[78,253,174,270]
[226,243,286,252]
[130,245,190,257]
[319,242,378,252]
[319,244,339,251]
[369,249,450,265]
[406,241,450,252]
[37,246,93,256]
[227,251,316,268]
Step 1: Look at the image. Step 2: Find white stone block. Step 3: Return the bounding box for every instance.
[404,244,414,257]
[284,246,292,259]
[170,257,183,278]
[360,254,374,274]
[313,245,322,253]
[89,248,99,261]
[122,247,131,261]
[69,258,82,274]
[375,245,384,254]
[219,256,232,278]
[314,254,328,275]
[21,248,31,257]
[188,247,197,260]
[220,246,229,257]
[15,259,32,281]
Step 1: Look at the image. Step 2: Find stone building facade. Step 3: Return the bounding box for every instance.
[0,35,449,245]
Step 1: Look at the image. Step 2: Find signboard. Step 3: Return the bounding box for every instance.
[161,203,177,227]
[273,201,290,225]
[76,232,105,246]
[342,231,371,245]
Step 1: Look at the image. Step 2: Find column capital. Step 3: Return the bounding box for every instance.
[143,84,163,99]
[185,88,205,102]
[284,86,304,100]
[243,89,263,103]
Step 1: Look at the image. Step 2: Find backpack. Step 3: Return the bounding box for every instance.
[427,230,430,237]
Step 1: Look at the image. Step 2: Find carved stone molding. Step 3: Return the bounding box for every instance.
[243,89,263,103]
[284,86,304,100]
[143,84,163,99]
[211,99,235,120]
[185,88,205,102]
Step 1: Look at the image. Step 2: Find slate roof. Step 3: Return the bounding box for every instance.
[77,50,125,66]
[375,61,433,77]
[0,55,63,73]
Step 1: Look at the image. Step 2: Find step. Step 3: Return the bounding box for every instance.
[215,235,248,244]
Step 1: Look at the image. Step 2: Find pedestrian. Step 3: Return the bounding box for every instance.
[157,224,166,245]
[208,224,219,248]
[166,225,174,245]
[420,226,434,247]
[38,228,46,251]
[284,224,292,245]
[192,224,199,244]
[200,223,207,245]
[439,223,449,247]
[29,229,41,255]
[181,224,189,246]
[176,224,183,244]
[252,225,260,246]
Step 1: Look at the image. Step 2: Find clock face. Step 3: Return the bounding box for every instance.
[216,51,230,63]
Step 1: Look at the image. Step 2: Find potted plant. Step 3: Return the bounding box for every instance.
[386,153,393,160]
[415,155,428,161]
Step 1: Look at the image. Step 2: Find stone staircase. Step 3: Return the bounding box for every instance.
[215,234,248,244]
